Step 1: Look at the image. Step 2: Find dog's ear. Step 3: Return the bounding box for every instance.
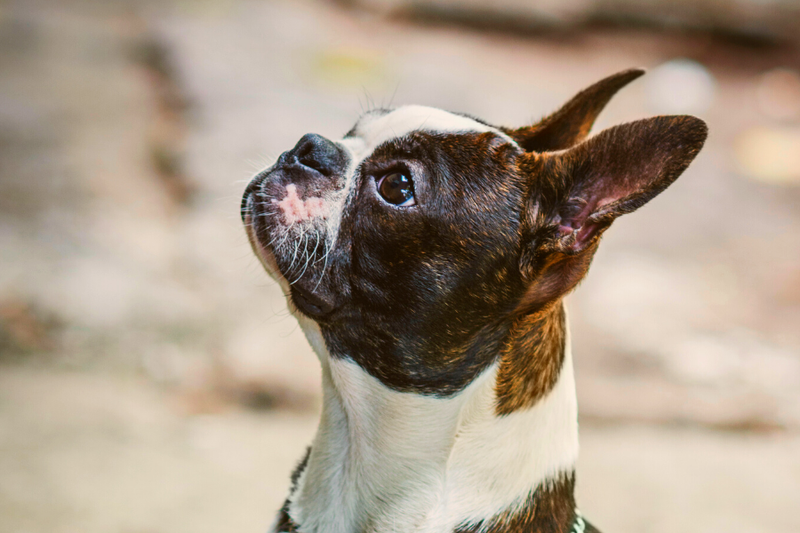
[504,69,645,153]
[517,115,708,311]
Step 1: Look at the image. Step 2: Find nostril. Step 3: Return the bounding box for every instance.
[289,133,346,178]
[294,138,314,160]
[299,154,327,175]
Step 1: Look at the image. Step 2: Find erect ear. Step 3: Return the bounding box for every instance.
[517,115,708,311]
[503,68,645,153]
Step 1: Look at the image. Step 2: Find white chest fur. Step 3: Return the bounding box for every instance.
[280,321,579,533]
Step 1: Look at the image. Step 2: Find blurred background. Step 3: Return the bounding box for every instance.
[1,0,800,532]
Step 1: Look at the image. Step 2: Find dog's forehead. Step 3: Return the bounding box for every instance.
[339,105,512,160]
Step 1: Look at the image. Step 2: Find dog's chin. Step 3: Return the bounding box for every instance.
[244,213,337,321]
[243,217,283,283]
[289,285,336,319]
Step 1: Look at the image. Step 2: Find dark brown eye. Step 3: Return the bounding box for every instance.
[376,171,415,206]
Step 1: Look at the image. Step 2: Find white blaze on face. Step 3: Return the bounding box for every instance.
[338,105,515,164]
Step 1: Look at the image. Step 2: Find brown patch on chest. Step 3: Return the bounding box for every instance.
[454,473,577,533]
[494,303,566,416]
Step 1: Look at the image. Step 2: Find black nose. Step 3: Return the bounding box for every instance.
[286,133,347,178]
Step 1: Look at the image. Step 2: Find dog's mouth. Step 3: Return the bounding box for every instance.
[241,193,280,278]
[289,285,336,318]
[242,180,341,321]
[242,132,352,322]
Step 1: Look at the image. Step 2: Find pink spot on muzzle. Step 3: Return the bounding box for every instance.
[272,184,329,224]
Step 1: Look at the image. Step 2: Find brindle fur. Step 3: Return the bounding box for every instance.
[495,302,566,415]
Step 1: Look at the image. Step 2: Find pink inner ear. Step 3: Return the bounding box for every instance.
[557,193,614,252]
[272,184,329,224]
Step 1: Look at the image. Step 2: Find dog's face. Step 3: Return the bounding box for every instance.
[242,69,707,396]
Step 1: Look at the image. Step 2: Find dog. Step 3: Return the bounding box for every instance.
[241,68,707,533]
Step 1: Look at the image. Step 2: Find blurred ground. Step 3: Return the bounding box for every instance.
[1,0,799,532]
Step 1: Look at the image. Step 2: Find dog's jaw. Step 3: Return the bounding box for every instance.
[285,307,578,533]
[242,197,282,283]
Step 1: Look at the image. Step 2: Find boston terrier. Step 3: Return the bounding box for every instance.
[241,68,707,533]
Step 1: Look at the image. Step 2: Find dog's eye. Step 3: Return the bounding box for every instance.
[376,171,415,207]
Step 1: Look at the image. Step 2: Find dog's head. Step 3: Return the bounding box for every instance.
[242,69,707,396]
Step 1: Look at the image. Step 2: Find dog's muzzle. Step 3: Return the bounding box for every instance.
[241,133,349,319]
[241,133,347,220]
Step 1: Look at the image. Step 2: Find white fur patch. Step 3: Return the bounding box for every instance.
[338,105,515,164]
[279,321,579,533]
[433,330,579,531]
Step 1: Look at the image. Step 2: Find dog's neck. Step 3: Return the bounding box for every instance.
[284,303,580,533]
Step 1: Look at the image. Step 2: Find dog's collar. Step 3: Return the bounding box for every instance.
[571,509,587,533]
